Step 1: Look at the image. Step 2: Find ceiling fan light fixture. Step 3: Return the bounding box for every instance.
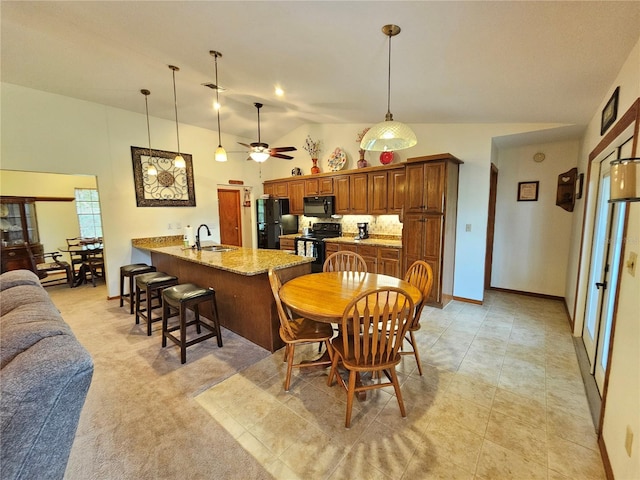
[250,150,270,163]
[360,24,417,152]
[210,50,227,162]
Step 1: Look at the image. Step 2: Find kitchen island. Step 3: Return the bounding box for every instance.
[133,238,313,352]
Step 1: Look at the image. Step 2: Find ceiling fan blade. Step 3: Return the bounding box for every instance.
[270,146,297,153]
[271,153,294,160]
[237,142,252,148]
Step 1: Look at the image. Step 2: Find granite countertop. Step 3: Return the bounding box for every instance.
[132,237,313,276]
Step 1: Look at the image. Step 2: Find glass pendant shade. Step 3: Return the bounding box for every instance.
[147,163,158,176]
[215,145,228,163]
[361,24,417,153]
[250,150,270,163]
[360,119,417,151]
[610,158,640,202]
[174,155,186,169]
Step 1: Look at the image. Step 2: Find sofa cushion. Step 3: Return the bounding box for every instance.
[0,270,41,292]
[0,283,55,318]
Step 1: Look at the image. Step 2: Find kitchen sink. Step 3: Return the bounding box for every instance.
[200,245,236,252]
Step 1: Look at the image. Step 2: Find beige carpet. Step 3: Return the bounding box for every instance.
[47,283,274,479]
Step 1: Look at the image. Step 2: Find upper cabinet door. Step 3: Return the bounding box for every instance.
[368,171,388,215]
[405,164,426,213]
[423,162,445,213]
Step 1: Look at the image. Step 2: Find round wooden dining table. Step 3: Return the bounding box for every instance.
[279,271,422,323]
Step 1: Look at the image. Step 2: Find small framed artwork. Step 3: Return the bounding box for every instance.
[601,86,619,136]
[518,181,539,202]
[131,146,196,207]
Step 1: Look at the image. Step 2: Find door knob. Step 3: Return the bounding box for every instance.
[595,281,607,290]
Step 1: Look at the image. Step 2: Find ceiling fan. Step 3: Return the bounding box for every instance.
[238,103,296,162]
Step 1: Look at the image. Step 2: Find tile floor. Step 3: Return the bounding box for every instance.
[196,291,606,480]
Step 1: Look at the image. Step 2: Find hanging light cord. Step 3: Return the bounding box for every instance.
[214,53,223,147]
[386,31,393,121]
[172,68,181,155]
[144,92,152,155]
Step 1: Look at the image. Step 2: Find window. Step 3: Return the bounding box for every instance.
[75,188,102,238]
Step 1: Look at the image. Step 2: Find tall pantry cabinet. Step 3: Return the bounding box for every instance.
[402,154,462,308]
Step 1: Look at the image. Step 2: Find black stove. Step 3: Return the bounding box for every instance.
[295,223,342,272]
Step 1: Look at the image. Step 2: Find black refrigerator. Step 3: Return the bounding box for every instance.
[257,198,298,249]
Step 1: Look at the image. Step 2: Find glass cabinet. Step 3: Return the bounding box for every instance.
[1,196,43,273]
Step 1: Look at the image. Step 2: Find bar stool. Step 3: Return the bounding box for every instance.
[162,284,223,364]
[120,263,156,314]
[135,272,178,336]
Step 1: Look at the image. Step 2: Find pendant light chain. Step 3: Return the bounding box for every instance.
[143,90,152,156]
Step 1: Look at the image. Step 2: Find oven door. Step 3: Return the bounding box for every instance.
[295,238,324,273]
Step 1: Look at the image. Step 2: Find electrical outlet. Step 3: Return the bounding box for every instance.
[175,222,182,230]
[465,224,472,232]
[625,426,633,457]
[167,223,173,230]
[627,251,637,276]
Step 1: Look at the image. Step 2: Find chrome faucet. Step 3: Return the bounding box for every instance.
[195,224,211,251]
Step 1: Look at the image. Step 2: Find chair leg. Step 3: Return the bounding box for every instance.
[284,344,295,391]
[194,304,202,334]
[120,272,125,307]
[327,352,340,387]
[409,331,423,376]
[146,285,153,336]
[179,306,187,364]
[128,275,136,314]
[389,368,406,418]
[135,285,142,325]
[345,370,357,428]
[211,294,223,347]
[161,302,170,348]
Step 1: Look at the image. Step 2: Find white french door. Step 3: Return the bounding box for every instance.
[582,148,628,394]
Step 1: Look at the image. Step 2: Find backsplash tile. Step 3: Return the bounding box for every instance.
[300,214,402,238]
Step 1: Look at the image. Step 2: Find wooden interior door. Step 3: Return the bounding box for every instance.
[485,164,498,289]
[217,189,242,246]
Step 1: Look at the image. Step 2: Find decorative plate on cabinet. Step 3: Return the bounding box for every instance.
[327,147,347,171]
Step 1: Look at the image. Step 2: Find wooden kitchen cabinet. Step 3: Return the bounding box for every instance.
[334,173,368,215]
[1,196,44,274]
[318,177,334,195]
[388,168,406,214]
[304,178,319,196]
[279,238,295,251]
[378,247,401,277]
[356,244,378,273]
[368,171,388,215]
[288,181,305,215]
[264,181,288,198]
[402,154,462,308]
[334,175,351,214]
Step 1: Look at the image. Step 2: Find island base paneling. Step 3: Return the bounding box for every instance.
[151,252,311,352]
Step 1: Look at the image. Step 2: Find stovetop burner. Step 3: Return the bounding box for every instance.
[301,222,341,240]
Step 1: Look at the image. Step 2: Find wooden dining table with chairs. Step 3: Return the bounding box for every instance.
[278,271,422,324]
[58,237,104,287]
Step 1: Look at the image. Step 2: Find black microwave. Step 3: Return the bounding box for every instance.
[303,196,335,217]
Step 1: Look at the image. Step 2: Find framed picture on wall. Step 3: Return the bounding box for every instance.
[517,181,539,202]
[130,146,196,207]
[601,86,619,136]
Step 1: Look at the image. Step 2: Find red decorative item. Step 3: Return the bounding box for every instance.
[379,151,394,165]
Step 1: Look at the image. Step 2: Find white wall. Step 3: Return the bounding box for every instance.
[0,170,97,261]
[1,83,261,297]
[566,37,640,480]
[491,140,580,296]
[269,122,573,302]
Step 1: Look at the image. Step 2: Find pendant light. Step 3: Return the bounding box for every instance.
[141,89,157,176]
[360,24,417,152]
[610,158,640,202]
[168,65,186,168]
[210,50,228,162]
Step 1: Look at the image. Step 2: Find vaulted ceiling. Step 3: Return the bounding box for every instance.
[2,1,639,144]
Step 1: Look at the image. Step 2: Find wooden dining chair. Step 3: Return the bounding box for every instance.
[65,237,85,274]
[323,251,368,274]
[26,246,73,287]
[402,261,434,375]
[328,286,415,428]
[268,268,334,391]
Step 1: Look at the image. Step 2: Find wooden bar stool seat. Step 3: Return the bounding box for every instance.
[120,263,156,314]
[162,283,223,364]
[135,272,178,336]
